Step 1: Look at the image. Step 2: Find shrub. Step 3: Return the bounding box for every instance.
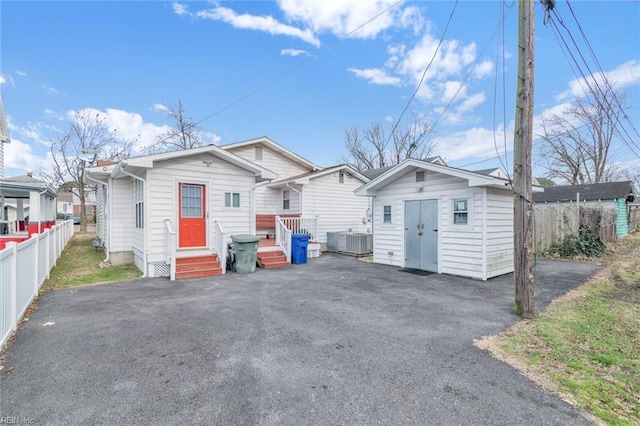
[545,224,606,258]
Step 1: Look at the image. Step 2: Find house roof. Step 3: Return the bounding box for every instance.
[354,158,530,196]
[360,156,447,180]
[267,164,369,188]
[0,175,57,198]
[533,181,635,203]
[86,144,277,180]
[220,136,320,171]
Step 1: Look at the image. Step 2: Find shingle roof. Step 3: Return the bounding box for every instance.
[533,181,634,203]
[361,157,446,180]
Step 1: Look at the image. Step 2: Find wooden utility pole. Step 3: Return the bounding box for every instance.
[513,0,535,318]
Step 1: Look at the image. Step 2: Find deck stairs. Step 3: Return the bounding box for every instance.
[175,254,223,280]
[257,238,290,269]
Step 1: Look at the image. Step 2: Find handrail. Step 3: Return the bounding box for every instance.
[214,220,228,274]
[164,219,176,280]
[279,216,319,241]
[275,215,292,263]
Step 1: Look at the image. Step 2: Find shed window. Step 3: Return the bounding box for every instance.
[383,205,392,224]
[255,146,263,161]
[416,171,425,182]
[282,190,290,210]
[224,192,240,208]
[453,199,468,225]
[135,180,144,229]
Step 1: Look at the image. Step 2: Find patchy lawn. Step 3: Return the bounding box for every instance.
[476,233,640,425]
[42,232,141,292]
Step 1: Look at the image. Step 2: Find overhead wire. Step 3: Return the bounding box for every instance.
[193,1,403,127]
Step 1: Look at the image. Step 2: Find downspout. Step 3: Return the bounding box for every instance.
[85,173,110,263]
[120,164,148,277]
[250,180,271,234]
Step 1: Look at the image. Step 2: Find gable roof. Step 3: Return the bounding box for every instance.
[360,156,447,180]
[86,144,277,180]
[267,164,369,188]
[220,136,319,171]
[355,158,528,196]
[533,181,634,203]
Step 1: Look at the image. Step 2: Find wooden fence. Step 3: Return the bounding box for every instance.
[533,204,618,254]
[630,205,640,234]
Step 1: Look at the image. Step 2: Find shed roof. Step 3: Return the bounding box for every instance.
[532,181,634,203]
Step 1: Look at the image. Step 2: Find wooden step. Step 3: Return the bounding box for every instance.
[175,255,223,280]
[257,251,290,269]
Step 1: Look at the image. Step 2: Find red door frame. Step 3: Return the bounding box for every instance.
[178,183,206,248]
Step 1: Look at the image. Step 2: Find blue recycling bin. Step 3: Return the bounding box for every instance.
[291,233,310,264]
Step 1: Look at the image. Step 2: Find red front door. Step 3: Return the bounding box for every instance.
[178,183,206,248]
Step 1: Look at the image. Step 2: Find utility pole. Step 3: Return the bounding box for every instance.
[513,0,535,318]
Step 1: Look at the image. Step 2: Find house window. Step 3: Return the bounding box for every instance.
[383,205,392,224]
[182,185,203,217]
[416,171,425,182]
[255,146,263,160]
[224,192,240,208]
[86,206,94,214]
[453,199,468,225]
[135,180,144,229]
[282,190,290,210]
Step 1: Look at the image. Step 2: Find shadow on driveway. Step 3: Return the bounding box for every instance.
[0,254,601,425]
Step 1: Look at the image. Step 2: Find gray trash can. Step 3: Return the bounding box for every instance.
[231,234,260,273]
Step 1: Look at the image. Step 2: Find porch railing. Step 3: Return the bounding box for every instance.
[164,219,176,281]
[214,220,227,274]
[275,216,292,263]
[279,216,319,241]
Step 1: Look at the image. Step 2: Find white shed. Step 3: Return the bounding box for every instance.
[355,159,518,280]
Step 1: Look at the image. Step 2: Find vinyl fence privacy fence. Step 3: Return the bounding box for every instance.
[1,220,74,349]
[533,204,619,254]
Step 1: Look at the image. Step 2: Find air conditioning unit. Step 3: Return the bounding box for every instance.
[338,233,373,255]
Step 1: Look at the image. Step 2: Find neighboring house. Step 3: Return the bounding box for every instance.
[56,185,97,222]
[86,144,276,279]
[533,181,635,238]
[221,137,371,243]
[355,158,531,281]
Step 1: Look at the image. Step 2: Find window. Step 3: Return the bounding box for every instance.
[453,199,468,225]
[383,205,392,224]
[86,206,95,214]
[255,146,263,160]
[282,190,290,210]
[339,172,344,184]
[224,192,240,208]
[135,180,144,229]
[182,185,203,217]
[416,171,425,182]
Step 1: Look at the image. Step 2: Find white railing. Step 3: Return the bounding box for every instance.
[1,220,75,350]
[214,220,228,274]
[164,219,177,281]
[279,216,319,241]
[275,216,292,263]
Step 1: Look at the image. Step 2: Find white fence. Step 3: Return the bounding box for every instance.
[0,220,75,350]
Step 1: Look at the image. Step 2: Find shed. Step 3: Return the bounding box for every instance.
[355,159,534,280]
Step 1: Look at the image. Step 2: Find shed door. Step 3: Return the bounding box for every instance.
[404,200,438,271]
[179,183,206,248]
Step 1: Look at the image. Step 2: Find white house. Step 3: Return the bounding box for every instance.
[355,158,525,281]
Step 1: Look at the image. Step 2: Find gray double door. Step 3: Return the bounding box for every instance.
[404,200,438,271]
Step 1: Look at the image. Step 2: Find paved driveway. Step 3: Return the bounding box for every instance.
[1,254,601,425]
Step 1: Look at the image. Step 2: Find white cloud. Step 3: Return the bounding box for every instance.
[473,59,494,79]
[172,2,188,17]
[433,126,513,162]
[281,48,310,57]
[0,76,5,85]
[152,103,169,113]
[441,81,466,104]
[16,70,27,77]
[347,68,402,86]
[41,82,59,95]
[194,5,321,47]
[4,138,51,175]
[278,0,400,39]
[557,60,640,101]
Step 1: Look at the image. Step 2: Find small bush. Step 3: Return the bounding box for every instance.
[545,225,606,258]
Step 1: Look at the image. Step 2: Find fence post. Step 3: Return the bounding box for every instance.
[34,233,39,293]
[8,242,18,335]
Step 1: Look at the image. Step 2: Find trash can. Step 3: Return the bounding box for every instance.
[291,233,310,264]
[231,234,260,273]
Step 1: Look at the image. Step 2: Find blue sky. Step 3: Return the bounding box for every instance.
[1,1,639,181]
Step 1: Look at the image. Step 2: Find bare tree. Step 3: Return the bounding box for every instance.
[342,114,435,171]
[536,88,630,185]
[42,111,132,232]
[145,99,202,153]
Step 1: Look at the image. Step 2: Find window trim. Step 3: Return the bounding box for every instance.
[383,205,392,224]
[416,171,425,182]
[255,146,263,161]
[224,191,241,208]
[135,180,144,229]
[452,198,469,225]
[282,189,290,210]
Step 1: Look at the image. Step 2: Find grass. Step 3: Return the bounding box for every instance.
[42,232,142,291]
[477,232,640,425]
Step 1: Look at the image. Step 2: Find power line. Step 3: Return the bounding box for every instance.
[193,1,403,127]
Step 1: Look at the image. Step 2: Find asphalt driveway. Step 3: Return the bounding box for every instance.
[1,254,602,425]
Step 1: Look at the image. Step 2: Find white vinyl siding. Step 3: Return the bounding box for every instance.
[145,154,254,264]
[110,178,134,252]
[301,171,370,243]
[95,184,107,245]
[484,187,514,278]
[226,144,310,178]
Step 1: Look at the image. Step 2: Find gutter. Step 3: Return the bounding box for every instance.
[85,172,110,264]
